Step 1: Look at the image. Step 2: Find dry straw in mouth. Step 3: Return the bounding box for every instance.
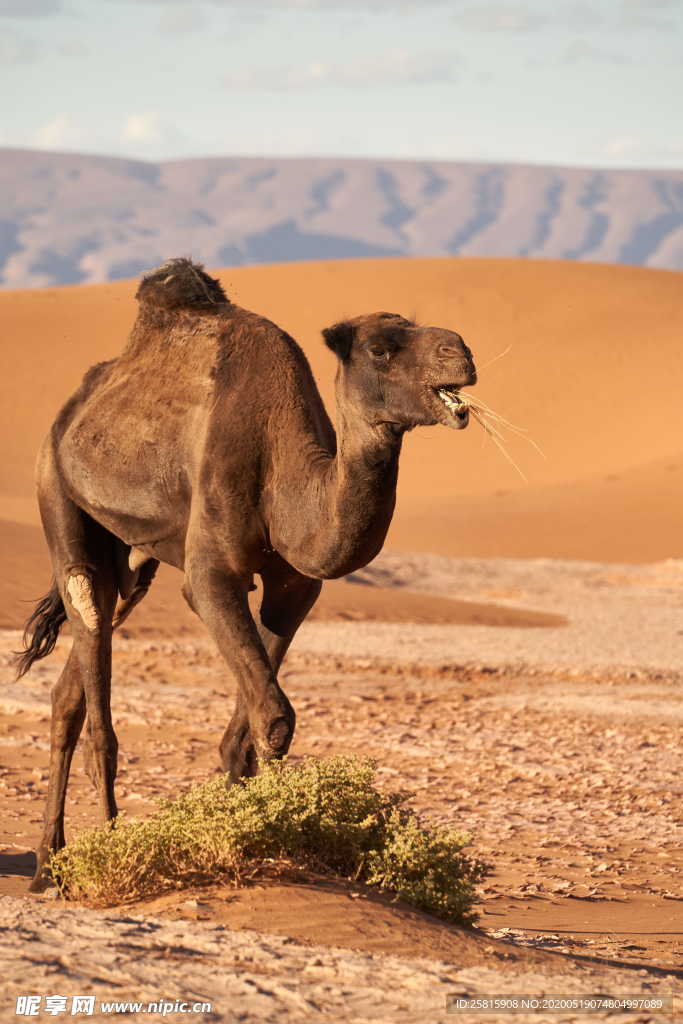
[459,390,545,483]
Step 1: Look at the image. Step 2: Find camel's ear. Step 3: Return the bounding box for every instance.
[322,320,355,361]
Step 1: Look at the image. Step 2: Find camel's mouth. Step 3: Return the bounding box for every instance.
[432,386,470,429]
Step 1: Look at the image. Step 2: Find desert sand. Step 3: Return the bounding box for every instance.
[1,257,681,1021]
[1,257,682,558]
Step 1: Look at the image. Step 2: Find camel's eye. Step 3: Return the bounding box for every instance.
[369,342,397,359]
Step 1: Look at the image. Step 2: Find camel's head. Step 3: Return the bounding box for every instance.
[323,312,477,433]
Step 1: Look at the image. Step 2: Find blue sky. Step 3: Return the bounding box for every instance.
[1,0,681,168]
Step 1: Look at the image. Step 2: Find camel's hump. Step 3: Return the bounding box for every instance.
[135,258,229,310]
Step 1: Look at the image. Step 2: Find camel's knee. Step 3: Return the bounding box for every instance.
[65,572,100,632]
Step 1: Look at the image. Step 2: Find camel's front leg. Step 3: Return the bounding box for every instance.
[184,561,296,777]
[219,562,322,780]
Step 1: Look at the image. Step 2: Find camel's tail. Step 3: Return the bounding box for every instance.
[14,581,67,679]
[15,560,160,678]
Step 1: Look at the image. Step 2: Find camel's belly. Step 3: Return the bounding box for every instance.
[57,379,196,545]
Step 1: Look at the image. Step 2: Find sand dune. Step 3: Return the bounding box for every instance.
[0,257,680,574]
[0,519,565,633]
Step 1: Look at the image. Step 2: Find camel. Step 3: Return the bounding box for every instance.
[16,258,476,891]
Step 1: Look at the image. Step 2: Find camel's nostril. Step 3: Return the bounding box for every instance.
[438,344,462,359]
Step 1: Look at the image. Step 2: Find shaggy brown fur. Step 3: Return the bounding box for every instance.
[17,257,476,892]
[135,259,228,309]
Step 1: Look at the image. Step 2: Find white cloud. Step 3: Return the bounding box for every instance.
[456,4,546,32]
[121,112,186,153]
[601,137,643,158]
[454,0,679,34]
[33,113,76,149]
[122,112,165,144]
[223,50,458,90]
[0,29,38,62]
[113,0,449,8]
[58,38,89,57]
[560,39,632,64]
[621,0,676,10]
[562,2,604,31]
[0,0,63,14]
[158,5,207,34]
[598,136,683,161]
[618,0,678,29]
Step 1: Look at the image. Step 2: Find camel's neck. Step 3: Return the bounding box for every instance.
[265,392,403,579]
[329,406,403,571]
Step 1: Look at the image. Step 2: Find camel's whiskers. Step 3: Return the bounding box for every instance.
[479,344,512,371]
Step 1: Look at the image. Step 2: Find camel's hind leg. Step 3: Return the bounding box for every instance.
[30,445,119,891]
[219,561,321,781]
[30,646,85,891]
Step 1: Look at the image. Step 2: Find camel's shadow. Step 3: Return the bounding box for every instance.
[0,850,35,879]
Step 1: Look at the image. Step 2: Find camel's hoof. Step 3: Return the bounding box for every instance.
[28,869,52,894]
[265,717,292,755]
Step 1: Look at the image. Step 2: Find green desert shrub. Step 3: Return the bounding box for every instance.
[51,756,487,924]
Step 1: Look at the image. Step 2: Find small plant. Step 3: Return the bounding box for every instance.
[51,756,487,924]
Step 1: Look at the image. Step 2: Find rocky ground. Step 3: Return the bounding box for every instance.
[1,555,681,1021]
[0,897,677,1023]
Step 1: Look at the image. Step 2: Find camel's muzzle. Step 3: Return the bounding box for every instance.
[433,386,470,429]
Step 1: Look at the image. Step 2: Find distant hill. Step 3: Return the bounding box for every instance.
[1,147,682,288]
